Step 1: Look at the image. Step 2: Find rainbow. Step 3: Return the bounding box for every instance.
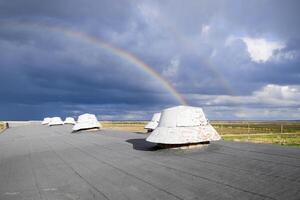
[63,29,188,105]
[3,21,188,105]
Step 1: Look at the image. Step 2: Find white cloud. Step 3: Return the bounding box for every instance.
[242,37,285,63]
[188,84,300,119]
[233,107,300,119]
[201,24,210,36]
[162,57,180,78]
[225,35,238,46]
[272,50,298,63]
[138,3,160,23]
[209,84,300,107]
[254,84,299,100]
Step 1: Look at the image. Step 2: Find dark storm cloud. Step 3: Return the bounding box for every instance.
[0,0,135,29]
[0,0,299,120]
[0,27,174,106]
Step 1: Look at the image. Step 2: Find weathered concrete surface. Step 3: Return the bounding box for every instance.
[6,121,41,128]
[0,125,299,200]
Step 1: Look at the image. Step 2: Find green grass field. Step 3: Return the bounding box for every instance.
[0,122,5,132]
[221,133,300,147]
[102,121,300,147]
[211,121,300,147]
[102,121,148,133]
[212,121,300,134]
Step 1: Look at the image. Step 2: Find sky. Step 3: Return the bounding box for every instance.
[0,0,300,120]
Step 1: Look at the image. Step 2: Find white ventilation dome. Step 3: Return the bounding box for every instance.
[146,106,221,144]
[64,117,76,125]
[72,113,101,131]
[145,112,161,131]
[42,117,51,125]
[48,117,64,126]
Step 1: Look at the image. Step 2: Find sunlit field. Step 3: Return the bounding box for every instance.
[213,121,300,147]
[102,121,300,147]
[102,121,148,133]
[0,122,5,132]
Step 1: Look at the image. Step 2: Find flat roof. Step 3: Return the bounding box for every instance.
[0,124,299,200]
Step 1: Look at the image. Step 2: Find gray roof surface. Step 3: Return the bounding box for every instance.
[0,124,299,200]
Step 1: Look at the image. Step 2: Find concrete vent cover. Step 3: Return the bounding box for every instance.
[146,106,221,145]
[48,117,64,126]
[64,117,76,125]
[72,113,101,132]
[42,117,51,125]
[145,112,161,131]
